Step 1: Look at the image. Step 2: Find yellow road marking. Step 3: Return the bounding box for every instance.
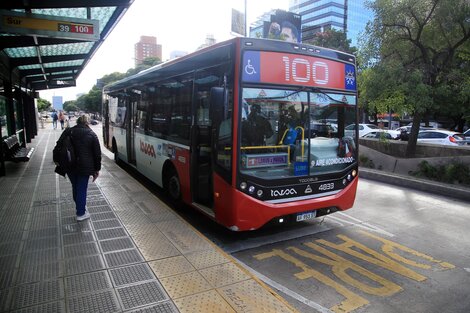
[360,231,455,270]
[255,249,369,313]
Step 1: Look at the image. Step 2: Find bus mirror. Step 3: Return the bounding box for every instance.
[210,87,228,123]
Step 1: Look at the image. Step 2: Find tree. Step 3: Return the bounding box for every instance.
[304,29,357,54]
[63,100,79,112]
[37,98,51,112]
[361,0,470,156]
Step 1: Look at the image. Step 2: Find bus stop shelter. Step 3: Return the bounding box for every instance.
[0,0,134,176]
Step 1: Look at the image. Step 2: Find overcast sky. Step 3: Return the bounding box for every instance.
[40,0,288,103]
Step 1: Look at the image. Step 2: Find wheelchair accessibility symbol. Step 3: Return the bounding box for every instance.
[245,59,257,75]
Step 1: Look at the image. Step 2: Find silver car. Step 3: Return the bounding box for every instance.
[417,130,466,146]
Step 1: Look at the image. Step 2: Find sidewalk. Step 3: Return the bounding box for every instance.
[0,128,296,313]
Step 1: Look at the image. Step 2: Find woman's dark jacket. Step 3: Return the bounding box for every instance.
[66,124,101,175]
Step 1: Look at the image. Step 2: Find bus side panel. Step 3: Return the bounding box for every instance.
[217,177,358,231]
[113,126,128,163]
[213,173,237,226]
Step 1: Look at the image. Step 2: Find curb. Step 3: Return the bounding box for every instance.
[359,167,470,202]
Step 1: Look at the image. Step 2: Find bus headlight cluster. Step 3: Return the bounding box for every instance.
[240,182,263,198]
[342,170,358,186]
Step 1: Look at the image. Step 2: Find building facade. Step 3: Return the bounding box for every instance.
[134,36,162,66]
[289,0,373,46]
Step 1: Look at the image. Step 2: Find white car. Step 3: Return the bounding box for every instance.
[417,130,466,146]
[345,123,380,137]
[362,131,395,140]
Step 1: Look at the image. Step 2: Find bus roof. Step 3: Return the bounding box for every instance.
[103,37,356,93]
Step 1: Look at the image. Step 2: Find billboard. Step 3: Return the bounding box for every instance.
[263,10,301,43]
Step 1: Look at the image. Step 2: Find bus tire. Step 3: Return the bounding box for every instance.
[112,139,119,163]
[165,167,181,201]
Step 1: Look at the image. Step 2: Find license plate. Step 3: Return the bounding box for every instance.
[296,211,317,222]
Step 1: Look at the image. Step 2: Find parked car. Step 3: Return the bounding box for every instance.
[362,131,395,140]
[417,129,466,146]
[345,123,380,137]
[462,129,470,145]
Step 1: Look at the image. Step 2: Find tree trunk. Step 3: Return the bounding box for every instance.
[405,113,422,158]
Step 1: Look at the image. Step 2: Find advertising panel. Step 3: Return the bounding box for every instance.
[263,10,302,43]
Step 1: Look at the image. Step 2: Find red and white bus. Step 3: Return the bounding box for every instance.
[102,37,358,231]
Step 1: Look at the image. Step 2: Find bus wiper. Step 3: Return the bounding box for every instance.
[246,87,307,101]
[310,86,349,105]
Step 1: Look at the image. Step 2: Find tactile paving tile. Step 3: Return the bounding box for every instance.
[199,262,250,288]
[64,242,100,258]
[9,279,63,310]
[16,261,62,284]
[174,289,235,313]
[91,211,117,221]
[65,270,112,296]
[86,200,108,207]
[104,249,144,268]
[148,256,195,278]
[0,270,16,290]
[125,301,179,313]
[185,249,230,270]
[87,205,113,214]
[159,271,212,299]
[116,280,169,310]
[0,254,18,270]
[65,254,105,275]
[159,227,212,255]
[61,216,79,225]
[26,227,59,239]
[109,263,155,287]
[133,233,180,261]
[62,231,95,246]
[124,223,160,236]
[218,279,293,313]
[99,237,135,253]
[0,230,24,243]
[10,300,66,313]
[20,248,61,266]
[29,217,59,230]
[62,222,92,235]
[95,227,128,240]
[23,237,59,252]
[0,242,22,256]
[116,210,153,226]
[67,289,120,313]
[93,219,122,230]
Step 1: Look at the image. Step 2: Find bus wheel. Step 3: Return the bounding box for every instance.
[112,140,119,163]
[166,168,181,201]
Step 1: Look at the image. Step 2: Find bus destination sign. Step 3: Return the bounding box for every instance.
[0,10,99,41]
[242,51,356,91]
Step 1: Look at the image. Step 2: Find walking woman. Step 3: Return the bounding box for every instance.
[57,114,101,221]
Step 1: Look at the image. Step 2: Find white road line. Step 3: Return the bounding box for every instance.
[329,212,395,237]
[236,260,334,313]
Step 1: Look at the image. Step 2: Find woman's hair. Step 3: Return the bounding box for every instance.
[77,114,91,125]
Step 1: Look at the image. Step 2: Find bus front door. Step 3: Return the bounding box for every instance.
[126,99,137,165]
[190,124,214,210]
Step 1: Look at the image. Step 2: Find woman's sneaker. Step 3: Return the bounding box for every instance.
[76,211,91,221]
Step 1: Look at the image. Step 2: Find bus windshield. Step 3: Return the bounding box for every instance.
[240,87,357,179]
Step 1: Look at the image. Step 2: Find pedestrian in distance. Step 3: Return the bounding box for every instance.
[58,110,65,130]
[55,114,101,221]
[51,110,58,129]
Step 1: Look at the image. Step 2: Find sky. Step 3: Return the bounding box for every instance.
[40,0,289,103]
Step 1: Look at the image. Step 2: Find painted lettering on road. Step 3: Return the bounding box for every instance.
[253,231,455,313]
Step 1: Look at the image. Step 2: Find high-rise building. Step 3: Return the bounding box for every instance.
[134,36,162,66]
[289,0,373,46]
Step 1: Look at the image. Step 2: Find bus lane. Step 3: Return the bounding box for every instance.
[233,226,467,313]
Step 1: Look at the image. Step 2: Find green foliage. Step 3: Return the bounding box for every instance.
[63,100,79,112]
[411,160,470,185]
[37,98,51,112]
[359,154,375,168]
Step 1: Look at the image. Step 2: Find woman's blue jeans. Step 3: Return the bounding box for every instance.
[67,172,89,216]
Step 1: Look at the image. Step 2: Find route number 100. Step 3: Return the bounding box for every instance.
[282,57,329,85]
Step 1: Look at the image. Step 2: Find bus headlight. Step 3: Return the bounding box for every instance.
[347,174,352,181]
[352,169,357,177]
[248,186,256,194]
[342,178,347,185]
[240,182,247,190]
[257,190,263,197]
